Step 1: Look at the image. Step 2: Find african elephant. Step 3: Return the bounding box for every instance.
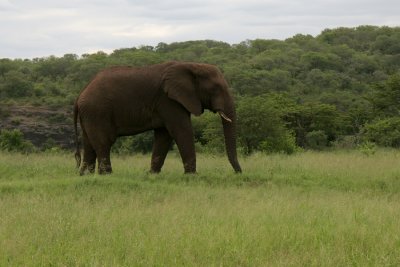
[73,61,242,174]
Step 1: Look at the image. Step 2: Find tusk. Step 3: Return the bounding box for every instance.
[218,111,232,123]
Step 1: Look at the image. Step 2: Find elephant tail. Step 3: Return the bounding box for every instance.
[74,100,81,169]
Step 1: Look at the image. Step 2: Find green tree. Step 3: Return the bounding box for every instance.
[0,70,33,97]
[284,103,341,148]
[237,95,297,154]
[362,117,400,147]
[301,52,342,71]
[368,74,400,117]
[0,58,19,77]
[35,54,77,79]
[373,33,400,55]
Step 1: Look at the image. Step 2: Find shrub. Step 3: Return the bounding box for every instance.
[0,129,35,153]
[362,117,400,147]
[112,132,154,154]
[259,130,298,154]
[358,141,377,156]
[0,70,33,97]
[237,95,298,154]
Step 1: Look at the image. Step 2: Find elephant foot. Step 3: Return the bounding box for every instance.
[150,168,161,174]
[98,158,112,175]
[184,166,196,174]
[79,162,95,176]
[98,166,112,175]
[183,162,196,174]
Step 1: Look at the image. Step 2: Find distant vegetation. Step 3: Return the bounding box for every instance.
[1,25,400,153]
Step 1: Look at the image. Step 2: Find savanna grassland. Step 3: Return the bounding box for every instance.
[1,151,400,266]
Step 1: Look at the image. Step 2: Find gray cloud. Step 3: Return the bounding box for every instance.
[0,0,399,58]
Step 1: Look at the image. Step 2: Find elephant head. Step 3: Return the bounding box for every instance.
[162,62,242,173]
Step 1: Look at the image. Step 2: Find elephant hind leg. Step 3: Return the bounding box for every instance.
[93,134,116,175]
[80,128,97,176]
[82,121,116,175]
[151,128,173,173]
[97,146,113,175]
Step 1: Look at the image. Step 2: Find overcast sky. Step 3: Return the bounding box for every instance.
[1,0,399,59]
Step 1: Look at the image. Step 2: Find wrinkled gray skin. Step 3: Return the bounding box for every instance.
[74,61,242,174]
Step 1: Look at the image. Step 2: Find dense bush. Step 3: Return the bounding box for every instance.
[362,118,400,148]
[237,95,298,154]
[0,70,33,98]
[0,129,35,153]
[111,132,154,154]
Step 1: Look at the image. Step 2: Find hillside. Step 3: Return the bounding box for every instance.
[0,104,73,148]
[1,25,400,152]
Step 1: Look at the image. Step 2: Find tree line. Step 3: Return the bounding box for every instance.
[1,25,400,154]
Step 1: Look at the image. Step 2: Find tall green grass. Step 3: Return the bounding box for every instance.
[1,151,400,266]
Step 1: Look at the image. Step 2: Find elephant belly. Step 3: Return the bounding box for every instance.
[116,125,152,136]
[114,107,162,136]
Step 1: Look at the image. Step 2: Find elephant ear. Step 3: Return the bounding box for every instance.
[162,64,202,116]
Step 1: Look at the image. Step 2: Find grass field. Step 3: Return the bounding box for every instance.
[1,151,400,266]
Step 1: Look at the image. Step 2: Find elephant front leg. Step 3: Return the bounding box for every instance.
[98,158,112,174]
[150,128,173,173]
[170,125,196,174]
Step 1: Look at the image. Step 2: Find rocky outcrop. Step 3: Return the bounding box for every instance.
[0,105,75,149]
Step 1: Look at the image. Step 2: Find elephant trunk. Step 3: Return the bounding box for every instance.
[220,100,242,173]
